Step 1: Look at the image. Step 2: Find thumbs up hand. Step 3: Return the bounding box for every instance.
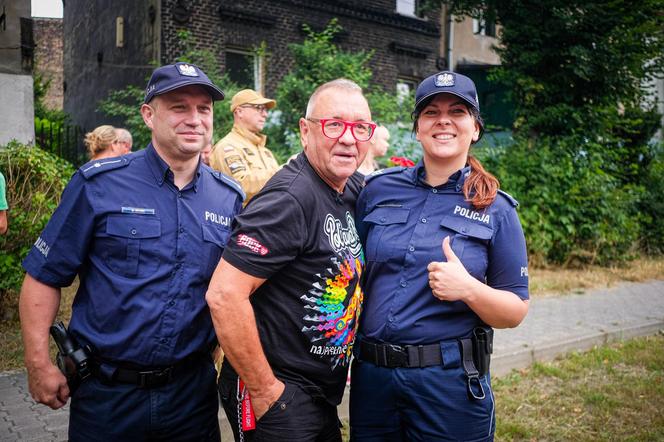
[427,236,475,302]
[442,234,461,263]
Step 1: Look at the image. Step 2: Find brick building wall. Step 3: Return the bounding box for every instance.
[160,0,441,95]
[33,18,64,110]
[64,0,160,131]
[65,0,441,130]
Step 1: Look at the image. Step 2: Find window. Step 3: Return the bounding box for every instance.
[473,14,496,37]
[225,49,263,91]
[396,0,418,17]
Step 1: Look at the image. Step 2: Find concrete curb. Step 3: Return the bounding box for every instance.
[491,319,664,377]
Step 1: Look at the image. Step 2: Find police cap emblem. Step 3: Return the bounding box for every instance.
[434,73,455,87]
[177,64,199,77]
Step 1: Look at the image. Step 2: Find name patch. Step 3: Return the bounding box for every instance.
[122,206,155,215]
[205,211,231,226]
[453,205,490,224]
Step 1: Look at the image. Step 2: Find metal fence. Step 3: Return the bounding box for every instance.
[34,119,88,167]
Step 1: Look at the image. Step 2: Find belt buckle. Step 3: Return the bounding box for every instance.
[386,344,407,367]
[138,367,172,388]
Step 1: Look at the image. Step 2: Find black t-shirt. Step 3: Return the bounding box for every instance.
[222,153,364,405]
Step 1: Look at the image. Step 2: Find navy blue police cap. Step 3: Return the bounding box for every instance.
[415,71,480,114]
[144,62,225,104]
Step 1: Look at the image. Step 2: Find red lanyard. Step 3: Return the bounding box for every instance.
[237,378,256,431]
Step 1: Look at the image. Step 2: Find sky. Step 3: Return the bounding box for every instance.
[31,0,63,18]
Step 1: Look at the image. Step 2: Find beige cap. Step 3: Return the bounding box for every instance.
[230,89,276,112]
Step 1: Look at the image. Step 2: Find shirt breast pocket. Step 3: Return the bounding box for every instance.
[103,215,161,278]
[363,207,410,263]
[439,215,493,280]
[201,223,230,276]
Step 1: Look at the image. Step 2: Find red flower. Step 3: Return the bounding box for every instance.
[389,156,415,167]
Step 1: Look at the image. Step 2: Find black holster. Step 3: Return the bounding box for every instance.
[459,325,494,400]
[49,321,92,393]
[472,325,494,378]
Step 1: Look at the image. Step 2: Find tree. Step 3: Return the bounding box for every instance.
[424,0,663,147]
[267,20,413,161]
[421,0,664,264]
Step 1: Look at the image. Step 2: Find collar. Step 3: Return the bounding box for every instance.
[191,160,203,192]
[232,124,266,147]
[145,143,203,191]
[410,159,472,190]
[145,143,170,186]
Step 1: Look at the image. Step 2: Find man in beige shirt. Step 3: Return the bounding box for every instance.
[210,89,279,203]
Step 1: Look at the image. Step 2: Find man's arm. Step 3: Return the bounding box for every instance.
[19,274,69,409]
[206,258,284,419]
[0,210,7,235]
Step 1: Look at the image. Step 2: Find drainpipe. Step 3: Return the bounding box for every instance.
[447,13,455,71]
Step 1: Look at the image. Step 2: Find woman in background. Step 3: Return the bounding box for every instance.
[84,125,124,160]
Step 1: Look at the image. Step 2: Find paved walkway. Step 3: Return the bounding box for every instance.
[2,280,663,441]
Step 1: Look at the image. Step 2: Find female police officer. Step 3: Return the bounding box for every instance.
[350,71,529,441]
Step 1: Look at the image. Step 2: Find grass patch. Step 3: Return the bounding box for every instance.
[494,334,664,441]
[529,255,664,297]
[0,282,77,371]
[340,335,664,441]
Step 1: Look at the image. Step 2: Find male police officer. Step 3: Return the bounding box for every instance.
[209,89,279,204]
[206,79,373,441]
[20,62,243,441]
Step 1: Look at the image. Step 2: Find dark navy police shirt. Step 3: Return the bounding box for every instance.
[356,161,529,345]
[23,144,243,366]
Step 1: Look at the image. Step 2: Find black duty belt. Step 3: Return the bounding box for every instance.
[357,340,442,368]
[92,352,207,389]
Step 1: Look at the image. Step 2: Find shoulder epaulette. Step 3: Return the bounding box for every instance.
[79,157,131,179]
[211,170,246,201]
[497,189,519,207]
[364,166,406,184]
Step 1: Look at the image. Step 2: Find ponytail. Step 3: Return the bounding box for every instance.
[464,155,499,210]
[84,125,117,159]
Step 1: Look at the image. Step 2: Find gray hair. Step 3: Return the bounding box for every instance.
[305,79,364,118]
[115,128,133,145]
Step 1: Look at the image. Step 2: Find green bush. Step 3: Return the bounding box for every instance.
[481,136,644,266]
[33,70,68,124]
[0,143,75,310]
[639,144,664,255]
[267,20,413,161]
